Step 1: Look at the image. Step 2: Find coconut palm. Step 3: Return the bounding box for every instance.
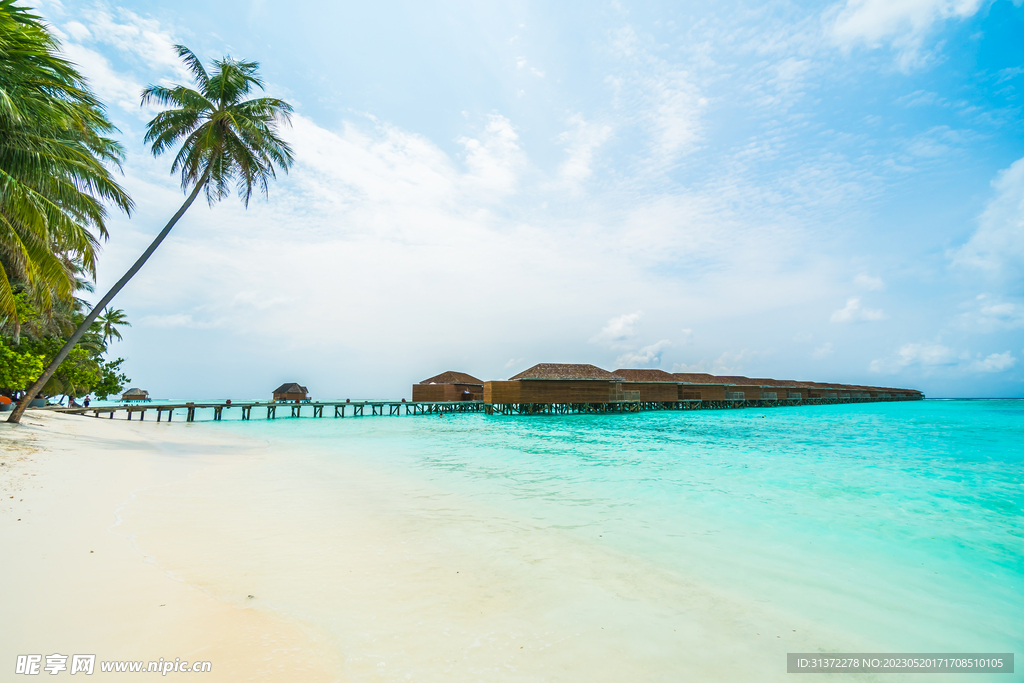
[0,0,133,322]
[8,45,294,423]
[97,306,129,345]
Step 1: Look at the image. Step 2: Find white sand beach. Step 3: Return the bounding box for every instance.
[1,411,880,682]
[0,412,343,681]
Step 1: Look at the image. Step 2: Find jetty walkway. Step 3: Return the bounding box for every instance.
[51,399,484,422]
[48,394,919,422]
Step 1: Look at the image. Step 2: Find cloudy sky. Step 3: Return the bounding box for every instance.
[38,0,1024,398]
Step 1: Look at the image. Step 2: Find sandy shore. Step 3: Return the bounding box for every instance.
[0,411,342,681]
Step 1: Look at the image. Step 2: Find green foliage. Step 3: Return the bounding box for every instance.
[0,286,130,398]
[93,357,129,400]
[0,340,44,392]
[0,0,134,320]
[141,45,294,206]
[97,306,129,344]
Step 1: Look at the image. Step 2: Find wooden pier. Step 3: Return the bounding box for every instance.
[49,393,920,423]
[53,399,485,422]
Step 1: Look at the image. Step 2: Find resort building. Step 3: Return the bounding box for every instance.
[484,364,625,404]
[273,383,309,402]
[671,373,728,401]
[121,388,150,402]
[412,371,485,402]
[613,368,680,401]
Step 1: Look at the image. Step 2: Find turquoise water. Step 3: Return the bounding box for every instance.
[184,400,1022,674]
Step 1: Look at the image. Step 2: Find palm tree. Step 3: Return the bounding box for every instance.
[8,45,294,423]
[0,1,133,324]
[97,306,129,345]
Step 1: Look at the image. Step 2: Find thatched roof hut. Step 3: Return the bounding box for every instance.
[273,383,309,401]
[509,364,623,381]
[413,371,485,401]
[121,387,149,401]
[420,371,483,386]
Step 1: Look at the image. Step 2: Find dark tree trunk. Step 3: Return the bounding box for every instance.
[7,181,206,424]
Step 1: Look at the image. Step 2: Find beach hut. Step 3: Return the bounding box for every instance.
[273,383,309,402]
[485,364,625,404]
[121,388,150,402]
[413,371,484,402]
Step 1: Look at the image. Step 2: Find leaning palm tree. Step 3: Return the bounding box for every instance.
[97,306,129,345]
[8,45,294,423]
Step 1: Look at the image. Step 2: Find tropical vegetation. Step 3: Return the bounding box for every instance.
[0,289,130,402]
[1,0,133,406]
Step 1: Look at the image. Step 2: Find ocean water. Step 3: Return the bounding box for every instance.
[121,400,1023,681]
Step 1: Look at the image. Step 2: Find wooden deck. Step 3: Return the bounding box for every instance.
[52,400,485,422]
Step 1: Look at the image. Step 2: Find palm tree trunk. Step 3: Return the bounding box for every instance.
[7,181,206,424]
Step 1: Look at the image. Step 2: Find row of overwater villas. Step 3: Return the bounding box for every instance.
[412,365,924,404]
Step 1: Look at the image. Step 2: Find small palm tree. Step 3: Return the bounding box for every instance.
[8,46,294,422]
[97,307,129,345]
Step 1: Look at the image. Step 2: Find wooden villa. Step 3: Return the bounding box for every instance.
[412,371,484,402]
[484,364,625,404]
[480,364,922,414]
[121,388,150,402]
[613,368,679,401]
[273,383,309,402]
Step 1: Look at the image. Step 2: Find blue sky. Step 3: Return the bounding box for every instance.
[36,0,1024,398]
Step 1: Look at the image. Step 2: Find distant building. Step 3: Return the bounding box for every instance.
[273,383,309,402]
[485,363,625,404]
[413,371,484,402]
[121,388,150,402]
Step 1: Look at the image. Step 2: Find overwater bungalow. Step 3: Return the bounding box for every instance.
[121,388,150,402]
[670,373,728,400]
[412,371,484,402]
[484,363,625,404]
[273,383,309,402]
[613,368,680,401]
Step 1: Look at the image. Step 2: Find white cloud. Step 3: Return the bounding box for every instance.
[830,297,886,322]
[139,313,219,329]
[950,156,1024,278]
[830,0,985,69]
[957,294,1024,332]
[869,342,958,372]
[672,349,762,375]
[812,342,835,359]
[968,351,1017,373]
[646,70,703,162]
[590,311,643,347]
[457,115,525,194]
[615,340,672,367]
[59,42,144,114]
[556,114,613,184]
[678,328,694,345]
[870,344,1017,375]
[854,273,886,290]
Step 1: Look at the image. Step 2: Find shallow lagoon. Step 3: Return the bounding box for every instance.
[124,400,1022,680]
